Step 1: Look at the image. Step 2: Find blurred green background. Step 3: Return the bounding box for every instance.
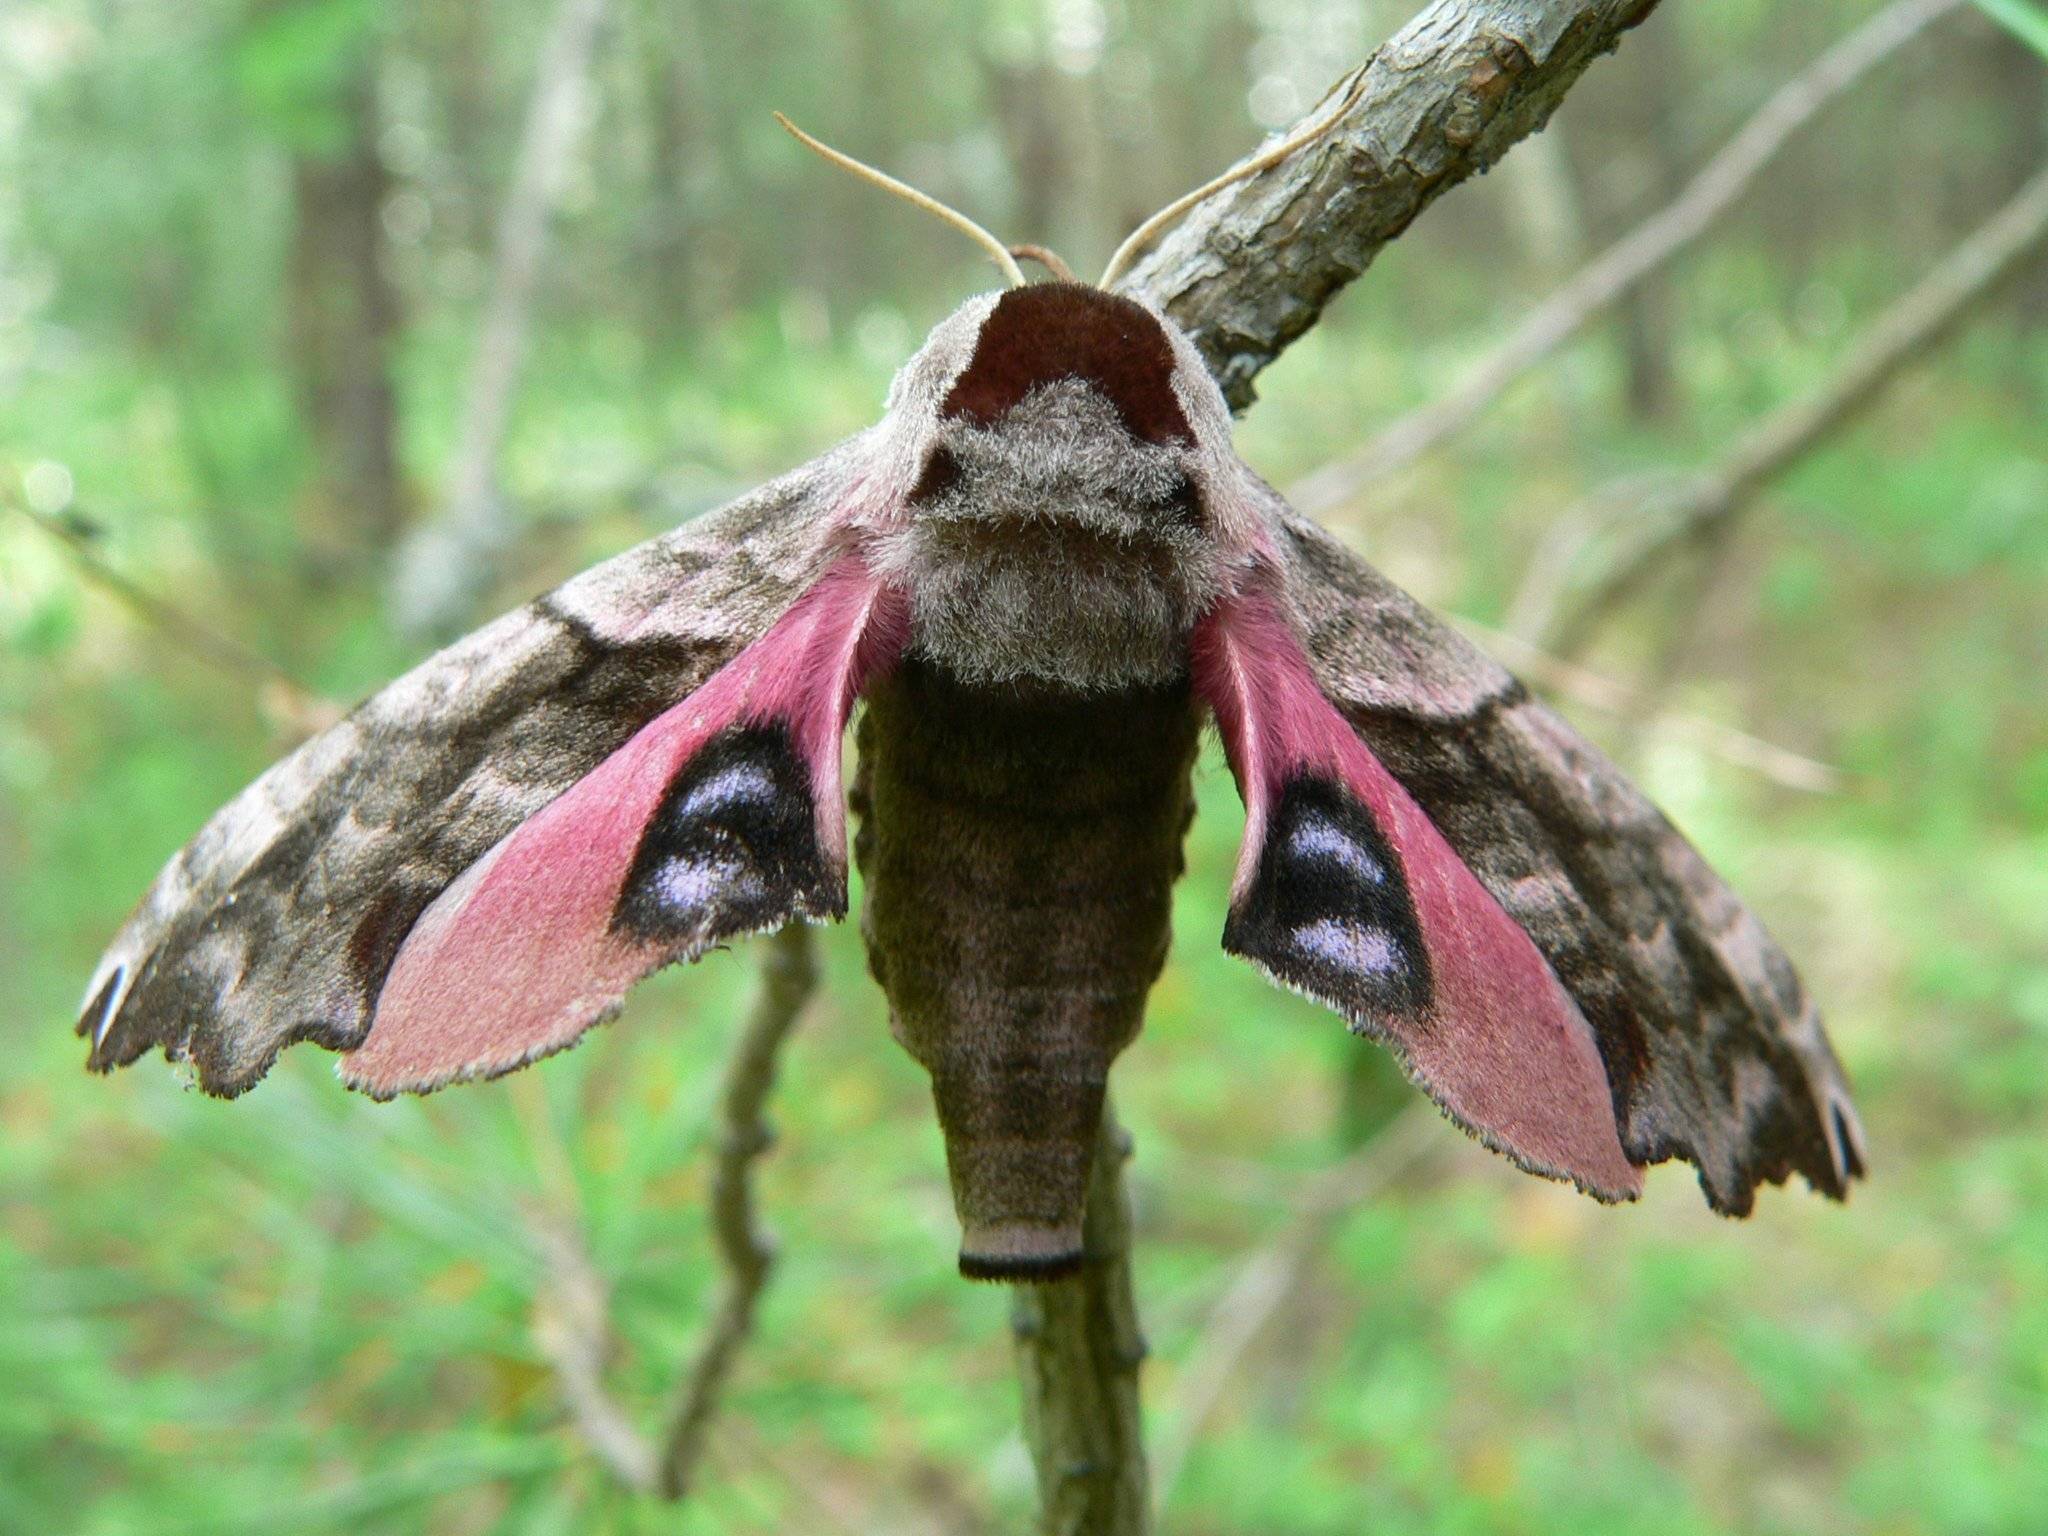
[2,1,2045,1532]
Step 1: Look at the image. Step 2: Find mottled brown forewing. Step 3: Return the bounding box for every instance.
[81,442,866,1094]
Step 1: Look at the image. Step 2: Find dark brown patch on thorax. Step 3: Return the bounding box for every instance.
[942,283,1191,445]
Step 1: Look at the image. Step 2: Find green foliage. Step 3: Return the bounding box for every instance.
[232,0,384,153]
[3,0,2046,1530]
[1973,0,2048,60]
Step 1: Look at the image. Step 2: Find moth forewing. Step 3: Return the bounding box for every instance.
[78,450,872,1094]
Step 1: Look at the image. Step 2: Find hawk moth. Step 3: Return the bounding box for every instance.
[78,122,1864,1283]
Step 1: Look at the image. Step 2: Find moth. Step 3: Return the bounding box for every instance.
[79,109,1864,1281]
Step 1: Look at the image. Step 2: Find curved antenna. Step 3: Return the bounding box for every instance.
[1099,66,1370,290]
[774,113,1027,288]
[1009,243,1077,283]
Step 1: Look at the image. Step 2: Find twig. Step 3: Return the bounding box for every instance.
[529,1208,659,1491]
[1456,616,1846,793]
[526,924,818,1500]
[517,1070,660,1489]
[1125,0,1671,409]
[1547,158,2048,658]
[1011,1105,1149,1536]
[391,0,612,638]
[1287,0,1965,512]
[1502,470,1690,639]
[656,921,820,1499]
[1152,1106,1441,1510]
[2,492,341,737]
[1602,523,1746,760]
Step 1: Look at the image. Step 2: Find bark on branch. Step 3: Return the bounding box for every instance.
[1123,0,1667,409]
[1547,158,2048,658]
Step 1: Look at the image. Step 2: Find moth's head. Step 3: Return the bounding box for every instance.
[886,281,1238,535]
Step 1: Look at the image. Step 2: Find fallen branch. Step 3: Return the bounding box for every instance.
[1011,1105,1149,1536]
[1288,0,1965,515]
[1547,158,2048,658]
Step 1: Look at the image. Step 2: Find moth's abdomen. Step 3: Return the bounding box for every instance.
[854,658,1199,1279]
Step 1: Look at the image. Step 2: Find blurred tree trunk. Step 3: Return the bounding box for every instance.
[989,56,1066,251]
[429,0,497,247]
[391,0,612,638]
[288,64,405,571]
[1502,120,1589,278]
[1498,121,1597,457]
[639,0,711,335]
[1578,5,1686,421]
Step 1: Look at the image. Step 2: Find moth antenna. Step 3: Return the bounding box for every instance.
[1099,65,1370,289]
[774,112,1027,288]
[1009,243,1077,283]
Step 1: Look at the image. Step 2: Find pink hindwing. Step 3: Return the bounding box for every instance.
[1193,584,1641,1200]
[343,555,906,1095]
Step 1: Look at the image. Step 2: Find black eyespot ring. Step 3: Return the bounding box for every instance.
[908,446,963,505]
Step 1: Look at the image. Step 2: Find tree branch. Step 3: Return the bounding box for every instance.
[1123,0,1666,409]
[3,491,341,738]
[1547,158,2048,658]
[1288,0,1966,514]
[1010,1105,1149,1536]
[1458,616,1845,793]
[530,1207,659,1492]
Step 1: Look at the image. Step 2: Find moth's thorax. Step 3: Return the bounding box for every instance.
[885,383,1219,689]
[864,282,1246,690]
